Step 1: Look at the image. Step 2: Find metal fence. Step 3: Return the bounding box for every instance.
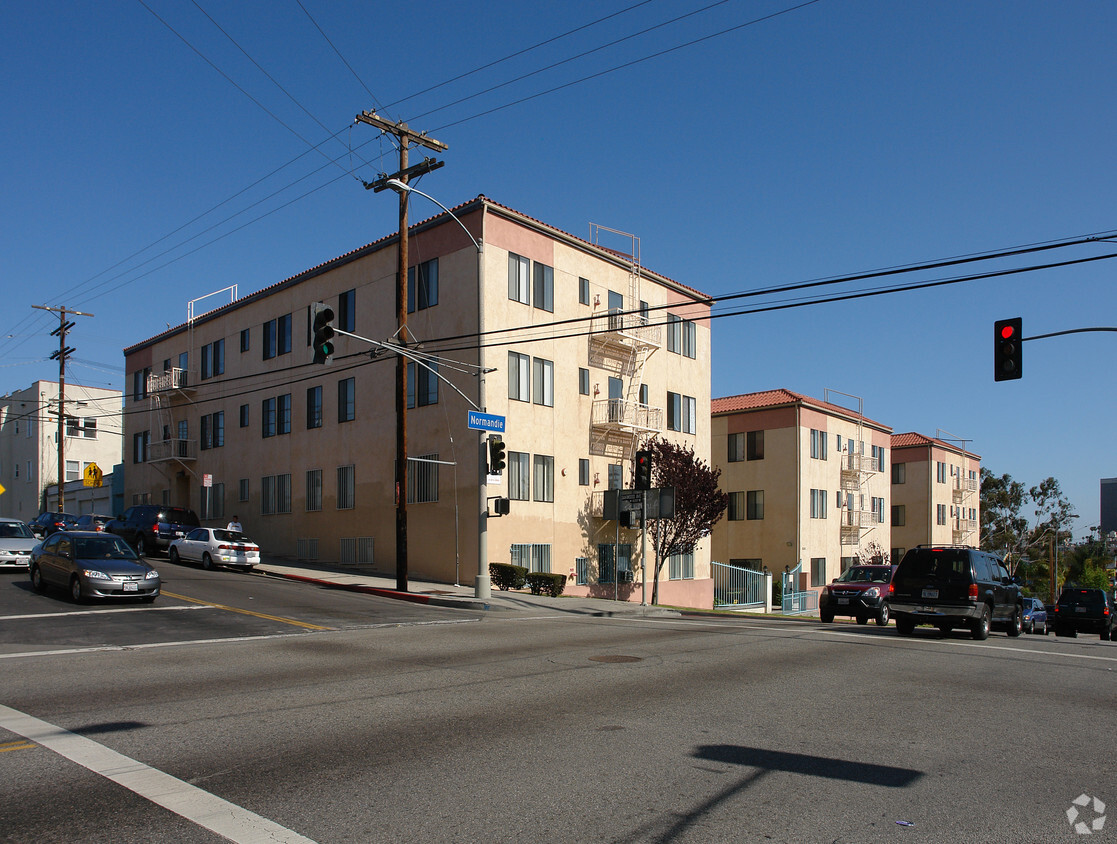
[712,562,768,610]
[782,562,818,614]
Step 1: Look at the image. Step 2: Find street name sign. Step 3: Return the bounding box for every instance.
[467,411,506,433]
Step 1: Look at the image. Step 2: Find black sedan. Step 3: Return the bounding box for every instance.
[30,530,161,603]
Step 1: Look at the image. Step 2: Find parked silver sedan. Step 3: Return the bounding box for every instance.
[30,531,160,602]
[0,517,39,570]
[168,528,260,571]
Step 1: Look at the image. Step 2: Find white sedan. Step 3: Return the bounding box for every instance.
[168,528,260,571]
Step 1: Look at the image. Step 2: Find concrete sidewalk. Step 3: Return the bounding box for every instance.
[254,558,682,617]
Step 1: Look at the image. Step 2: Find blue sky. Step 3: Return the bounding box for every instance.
[2,0,1114,537]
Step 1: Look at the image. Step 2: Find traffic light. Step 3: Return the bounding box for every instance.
[488,435,506,474]
[634,449,653,490]
[311,302,335,364]
[493,497,510,516]
[994,317,1022,381]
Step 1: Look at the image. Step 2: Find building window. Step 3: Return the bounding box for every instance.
[748,430,764,460]
[407,362,439,408]
[338,378,355,423]
[747,490,764,520]
[133,431,149,463]
[579,277,590,305]
[408,453,439,504]
[238,478,249,502]
[598,543,632,583]
[810,488,828,519]
[65,460,80,482]
[66,416,81,438]
[608,464,623,490]
[668,393,695,434]
[727,433,745,462]
[810,429,828,460]
[533,455,554,502]
[937,503,947,525]
[667,314,681,353]
[872,445,885,472]
[579,368,590,396]
[811,558,826,587]
[132,367,151,402]
[307,386,323,429]
[240,328,250,353]
[508,452,530,500]
[728,491,744,521]
[508,253,530,304]
[338,288,356,331]
[532,358,553,407]
[669,550,694,580]
[579,458,590,486]
[892,505,905,527]
[576,557,589,585]
[511,543,552,574]
[262,398,276,438]
[936,461,947,483]
[305,469,322,511]
[263,319,276,360]
[408,259,438,314]
[892,462,906,484]
[277,314,292,355]
[337,465,355,510]
[533,262,553,312]
[200,339,224,379]
[83,418,97,438]
[508,352,529,402]
[277,394,291,435]
[261,475,275,515]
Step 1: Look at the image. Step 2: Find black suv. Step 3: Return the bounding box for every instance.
[108,505,200,556]
[1051,588,1114,640]
[889,545,1023,640]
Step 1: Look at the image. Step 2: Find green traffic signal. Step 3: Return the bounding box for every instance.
[311,302,335,364]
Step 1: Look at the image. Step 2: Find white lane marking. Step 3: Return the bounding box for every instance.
[0,606,212,621]
[0,703,318,844]
[0,632,308,660]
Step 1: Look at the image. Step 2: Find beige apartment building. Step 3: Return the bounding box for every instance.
[121,197,712,605]
[890,432,981,558]
[710,389,893,599]
[0,381,123,518]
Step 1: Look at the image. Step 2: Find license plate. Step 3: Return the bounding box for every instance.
[837,598,850,605]
[922,588,939,599]
[175,531,184,537]
[123,582,138,592]
[1075,607,1087,613]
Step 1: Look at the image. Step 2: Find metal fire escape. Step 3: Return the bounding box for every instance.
[829,390,879,550]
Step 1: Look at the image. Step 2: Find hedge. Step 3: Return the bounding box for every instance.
[490,562,527,591]
[526,572,567,598]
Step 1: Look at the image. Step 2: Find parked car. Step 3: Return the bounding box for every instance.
[107,505,200,556]
[73,513,114,532]
[29,511,78,538]
[169,528,260,571]
[29,530,160,602]
[1021,597,1048,634]
[1051,588,1114,640]
[0,517,39,570]
[888,545,1023,640]
[819,564,895,625]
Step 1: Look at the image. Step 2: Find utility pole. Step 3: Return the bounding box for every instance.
[32,305,93,512]
[356,110,447,592]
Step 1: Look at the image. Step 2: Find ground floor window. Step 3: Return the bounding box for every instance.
[597,543,632,583]
[669,550,694,580]
[510,543,551,573]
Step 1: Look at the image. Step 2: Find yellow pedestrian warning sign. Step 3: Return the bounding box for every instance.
[83,463,103,488]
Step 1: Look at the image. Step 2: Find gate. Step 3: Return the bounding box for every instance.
[782,562,817,614]
[712,562,767,610]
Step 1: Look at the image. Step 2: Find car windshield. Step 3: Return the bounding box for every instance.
[0,523,35,538]
[160,509,200,527]
[75,536,138,559]
[837,566,890,584]
[213,530,252,543]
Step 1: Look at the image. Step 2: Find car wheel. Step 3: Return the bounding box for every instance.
[30,565,45,594]
[169,547,180,564]
[136,535,146,557]
[69,576,84,604]
[971,605,991,641]
[1007,607,1022,637]
[1101,628,1111,641]
[1042,620,1049,635]
[876,603,890,626]
[202,553,215,571]
[820,610,834,624]
[896,614,915,636]
[1024,618,1033,634]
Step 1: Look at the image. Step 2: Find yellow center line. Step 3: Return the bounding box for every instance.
[1,740,36,752]
[161,592,332,631]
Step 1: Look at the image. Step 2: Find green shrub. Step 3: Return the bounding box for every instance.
[490,562,528,591]
[526,572,567,597]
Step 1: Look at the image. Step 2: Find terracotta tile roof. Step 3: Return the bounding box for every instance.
[124,196,712,354]
[712,389,891,431]
[891,432,980,459]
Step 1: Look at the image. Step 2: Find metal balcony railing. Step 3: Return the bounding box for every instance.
[590,399,662,433]
[148,438,197,463]
[147,367,192,394]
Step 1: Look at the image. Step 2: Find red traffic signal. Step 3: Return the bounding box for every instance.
[634,449,653,490]
[994,317,1022,381]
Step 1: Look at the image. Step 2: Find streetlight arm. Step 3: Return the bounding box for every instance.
[385,179,482,253]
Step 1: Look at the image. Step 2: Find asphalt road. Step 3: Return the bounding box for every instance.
[1,569,1113,843]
